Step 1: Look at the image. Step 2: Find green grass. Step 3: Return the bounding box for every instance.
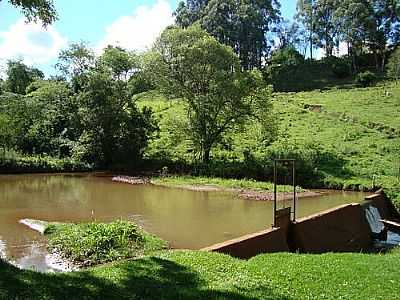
[152,175,304,192]
[45,220,167,267]
[1,250,399,299]
[138,83,400,206]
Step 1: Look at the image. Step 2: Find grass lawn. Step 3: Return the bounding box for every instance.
[1,250,399,299]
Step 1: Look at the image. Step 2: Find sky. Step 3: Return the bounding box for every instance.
[0,0,297,77]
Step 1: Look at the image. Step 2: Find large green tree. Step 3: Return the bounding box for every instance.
[98,46,138,81]
[4,60,44,95]
[174,0,280,69]
[74,67,156,167]
[1,0,57,25]
[56,42,95,92]
[147,26,272,162]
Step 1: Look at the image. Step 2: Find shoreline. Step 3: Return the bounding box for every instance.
[111,175,324,201]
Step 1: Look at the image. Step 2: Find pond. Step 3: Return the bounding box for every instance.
[0,174,367,272]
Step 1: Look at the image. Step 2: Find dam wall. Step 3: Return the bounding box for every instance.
[203,191,397,258]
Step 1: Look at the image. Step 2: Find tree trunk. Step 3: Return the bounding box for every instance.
[202,147,211,163]
[373,49,379,71]
[380,50,386,72]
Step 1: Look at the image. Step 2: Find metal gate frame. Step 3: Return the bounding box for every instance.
[273,159,296,227]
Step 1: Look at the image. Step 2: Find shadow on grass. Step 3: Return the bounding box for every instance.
[0,257,293,300]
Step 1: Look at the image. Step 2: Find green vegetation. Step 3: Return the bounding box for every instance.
[0,149,91,173]
[1,2,399,299]
[147,26,272,162]
[152,175,304,192]
[0,45,157,170]
[139,82,399,206]
[1,250,400,299]
[44,220,166,267]
[387,47,400,82]
[355,71,377,87]
[4,0,57,26]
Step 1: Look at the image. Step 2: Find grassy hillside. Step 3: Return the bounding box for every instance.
[136,83,400,205]
[1,250,399,299]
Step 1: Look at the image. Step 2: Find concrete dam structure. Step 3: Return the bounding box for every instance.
[203,191,400,258]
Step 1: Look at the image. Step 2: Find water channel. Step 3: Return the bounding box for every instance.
[0,174,367,272]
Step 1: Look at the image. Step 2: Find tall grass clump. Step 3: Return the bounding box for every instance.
[45,220,166,266]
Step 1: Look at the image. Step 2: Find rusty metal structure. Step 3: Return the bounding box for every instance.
[273,159,296,227]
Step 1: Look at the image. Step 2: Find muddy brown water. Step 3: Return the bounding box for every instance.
[0,174,367,272]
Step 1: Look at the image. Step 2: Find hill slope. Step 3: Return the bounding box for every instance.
[137,83,400,206]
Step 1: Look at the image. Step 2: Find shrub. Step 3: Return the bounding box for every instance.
[328,57,351,78]
[46,220,166,266]
[355,71,377,87]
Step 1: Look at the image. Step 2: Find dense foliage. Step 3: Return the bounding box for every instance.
[174,0,281,69]
[147,26,275,162]
[4,0,57,25]
[296,0,400,72]
[0,46,157,169]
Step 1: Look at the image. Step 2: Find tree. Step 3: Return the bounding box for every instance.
[296,0,317,59]
[4,60,44,94]
[147,26,271,162]
[265,46,305,91]
[297,0,341,58]
[274,20,303,50]
[74,68,156,167]
[98,45,138,81]
[174,0,281,69]
[56,42,95,92]
[387,47,400,81]
[297,0,400,70]
[174,0,209,28]
[366,0,400,71]
[2,0,57,26]
[0,113,14,151]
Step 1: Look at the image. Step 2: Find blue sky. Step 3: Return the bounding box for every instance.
[0,0,297,77]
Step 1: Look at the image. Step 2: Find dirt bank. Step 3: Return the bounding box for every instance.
[112,175,323,201]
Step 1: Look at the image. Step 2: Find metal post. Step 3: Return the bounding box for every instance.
[292,160,296,222]
[273,160,277,227]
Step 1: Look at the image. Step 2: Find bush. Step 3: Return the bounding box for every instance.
[46,220,166,266]
[328,57,351,78]
[355,71,377,87]
[0,150,92,173]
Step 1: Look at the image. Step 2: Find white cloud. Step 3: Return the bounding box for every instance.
[0,19,67,67]
[97,0,174,54]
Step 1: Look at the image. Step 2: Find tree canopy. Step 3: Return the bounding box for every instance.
[4,60,44,94]
[3,0,57,26]
[296,0,400,71]
[147,26,272,162]
[174,0,281,70]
